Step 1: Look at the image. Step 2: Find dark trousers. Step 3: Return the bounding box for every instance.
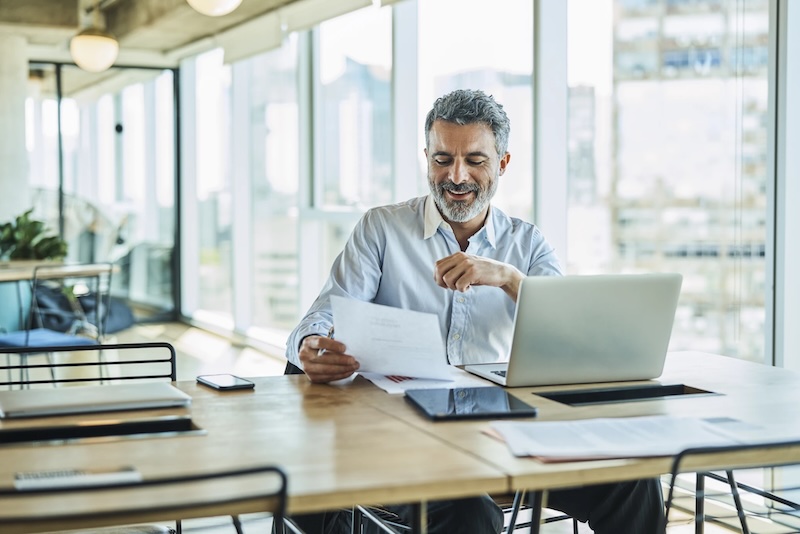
[284,478,665,534]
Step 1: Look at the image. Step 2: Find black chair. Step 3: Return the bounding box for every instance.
[285,360,304,375]
[0,341,177,388]
[0,465,290,534]
[286,360,576,533]
[1,343,305,534]
[665,441,800,533]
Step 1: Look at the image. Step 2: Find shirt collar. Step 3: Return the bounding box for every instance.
[424,194,449,239]
[423,194,497,249]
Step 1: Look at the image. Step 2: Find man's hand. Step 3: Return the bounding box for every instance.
[298,335,359,383]
[434,251,525,302]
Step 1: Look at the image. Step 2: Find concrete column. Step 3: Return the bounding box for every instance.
[0,34,30,221]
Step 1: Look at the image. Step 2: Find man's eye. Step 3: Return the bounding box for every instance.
[434,159,451,166]
[467,160,485,166]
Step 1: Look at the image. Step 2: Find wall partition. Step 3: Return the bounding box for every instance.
[25,62,178,320]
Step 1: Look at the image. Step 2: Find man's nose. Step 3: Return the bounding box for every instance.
[449,161,470,184]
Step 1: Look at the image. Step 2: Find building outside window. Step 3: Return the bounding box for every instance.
[567,0,769,361]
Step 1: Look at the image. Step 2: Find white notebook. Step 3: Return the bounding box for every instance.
[0,382,191,419]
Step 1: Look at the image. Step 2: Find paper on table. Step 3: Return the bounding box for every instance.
[361,366,495,395]
[490,415,760,460]
[331,295,451,380]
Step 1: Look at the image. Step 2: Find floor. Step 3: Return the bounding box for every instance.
[113,321,288,380]
[111,322,742,533]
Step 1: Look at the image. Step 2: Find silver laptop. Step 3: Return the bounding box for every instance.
[464,273,682,387]
[0,382,191,419]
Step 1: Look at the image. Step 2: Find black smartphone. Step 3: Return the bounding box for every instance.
[196,374,255,391]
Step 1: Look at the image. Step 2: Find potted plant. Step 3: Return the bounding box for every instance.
[0,208,68,262]
[0,209,68,331]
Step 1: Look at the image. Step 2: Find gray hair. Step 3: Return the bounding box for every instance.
[424,89,510,156]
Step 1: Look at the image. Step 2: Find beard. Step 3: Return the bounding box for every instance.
[429,174,498,223]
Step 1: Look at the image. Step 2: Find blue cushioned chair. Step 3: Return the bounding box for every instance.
[0,263,113,387]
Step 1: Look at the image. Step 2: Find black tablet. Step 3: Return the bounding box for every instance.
[404,387,538,421]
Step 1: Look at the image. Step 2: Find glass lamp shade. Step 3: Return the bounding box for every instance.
[70,29,119,73]
[186,0,243,16]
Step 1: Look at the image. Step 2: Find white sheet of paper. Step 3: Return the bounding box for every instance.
[331,296,451,380]
[360,366,494,394]
[491,415,759,459]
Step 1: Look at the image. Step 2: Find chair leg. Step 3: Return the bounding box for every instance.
[695,473,704,534]
[410,502,426,534]
[506,490,524,532]
[99,347,106,384]
[527,491,544,534]
[352,506,363,534]
[573,517,578,534]
[176,519,182,534]
[20,355,28,389]
[46,352,56,384]
[726,470,750,534]
[232,514,244,534]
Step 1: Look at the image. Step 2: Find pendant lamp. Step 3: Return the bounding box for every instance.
[70,1,118,73]
[186,0,243,17]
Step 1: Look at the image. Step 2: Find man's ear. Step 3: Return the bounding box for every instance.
[498,152,511,175]
[424,148,428,159]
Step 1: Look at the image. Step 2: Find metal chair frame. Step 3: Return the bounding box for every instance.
[286,361,576,534]
[0,343,303,534]
[0,465,290,534]
[666,440,800,533]
[0,341,177,388]
[1,263,114,386]
[27,262,114,341]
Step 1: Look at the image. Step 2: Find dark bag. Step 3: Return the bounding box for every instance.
[32,285,78,332]
[79,293,136,334]
[33,285,135,334]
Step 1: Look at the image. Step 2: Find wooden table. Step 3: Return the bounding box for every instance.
[0,377,506,533]
[0,262,115,283]
[342,352,800,531]
[2,352,800,533]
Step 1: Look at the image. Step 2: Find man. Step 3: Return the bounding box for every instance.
[285,89,665,534]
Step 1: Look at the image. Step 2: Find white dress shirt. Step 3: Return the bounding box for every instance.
[285,195,562,367]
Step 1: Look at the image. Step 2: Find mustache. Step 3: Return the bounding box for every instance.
[439,182,480,194]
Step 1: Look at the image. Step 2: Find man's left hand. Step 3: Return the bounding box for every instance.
[434,252,524,302]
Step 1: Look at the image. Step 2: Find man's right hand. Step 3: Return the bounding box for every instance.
[298,335,360,383]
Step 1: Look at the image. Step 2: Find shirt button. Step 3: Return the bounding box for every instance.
[457,297,465,303]
[452,333,461,341]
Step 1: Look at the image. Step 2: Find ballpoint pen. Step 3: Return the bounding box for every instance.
[316,325,335,357]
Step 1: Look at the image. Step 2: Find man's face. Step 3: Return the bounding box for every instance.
[426,120,510,224]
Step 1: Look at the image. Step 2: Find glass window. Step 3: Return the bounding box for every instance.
[316,6,393,210]
[246,37,302,331]
[417,0,534,221]
[24,65,176,315]
[567,0,769,361]
[193,49,234,317]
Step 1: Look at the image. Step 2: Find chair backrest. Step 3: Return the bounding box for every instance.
[284,361,305,375]
[0,341,177,388]
[0,465,288,533]
[665,440,800,532]
[29,262,114,340]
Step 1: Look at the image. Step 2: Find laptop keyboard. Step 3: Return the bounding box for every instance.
[491,370,507,377]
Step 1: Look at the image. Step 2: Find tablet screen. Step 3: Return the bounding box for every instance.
[404,387,538,421]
